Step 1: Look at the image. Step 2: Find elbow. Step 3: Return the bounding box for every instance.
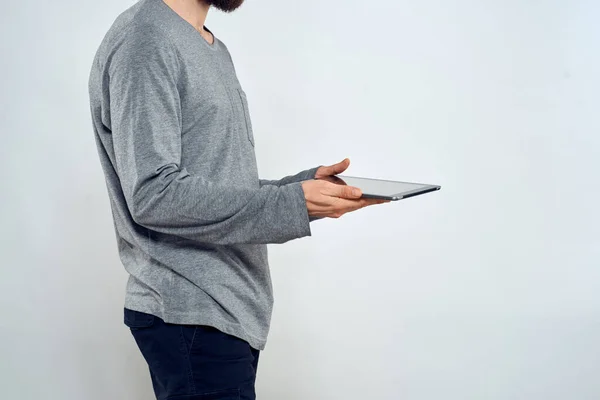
[130,208,147,227]
[128,173,177,228]
[129,202,153,228]
[129,192,162,229]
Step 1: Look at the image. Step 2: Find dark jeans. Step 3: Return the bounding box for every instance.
[124,308,260,400]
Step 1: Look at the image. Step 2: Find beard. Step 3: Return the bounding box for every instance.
[205,0,245,13]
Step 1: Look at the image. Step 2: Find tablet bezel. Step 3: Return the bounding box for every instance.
[335,174,441,201]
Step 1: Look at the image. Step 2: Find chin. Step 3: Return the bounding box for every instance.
[208,0,245,13]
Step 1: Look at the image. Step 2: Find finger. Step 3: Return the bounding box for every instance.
[332,198,389,215]
[329,198,365,213]
[346,199,384,210]
[331,158,350,174]
[319,158,349,177]
[335,184,362,199]
[363,199,390,207]
[318,180,358,199]
[367,199,390,205]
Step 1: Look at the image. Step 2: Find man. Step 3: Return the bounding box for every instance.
[88,0,388,398]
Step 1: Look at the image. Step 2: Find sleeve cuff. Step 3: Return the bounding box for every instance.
[281,182,312,239]
[301,165,322,181]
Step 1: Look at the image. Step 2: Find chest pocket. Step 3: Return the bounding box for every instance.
[236,88,255,147]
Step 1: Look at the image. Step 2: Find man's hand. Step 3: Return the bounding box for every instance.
[314,158,351,180]
[301,175,390,219]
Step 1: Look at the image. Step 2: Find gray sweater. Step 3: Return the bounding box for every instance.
[88,0,320,350]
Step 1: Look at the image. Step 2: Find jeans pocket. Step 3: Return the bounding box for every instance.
[123,308,155,330]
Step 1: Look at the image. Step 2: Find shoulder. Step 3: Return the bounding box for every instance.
[104,20,181,77]
[94,1,170,60]
[112,0,175,47]
[94,1,179,67]
[121,21,176,56]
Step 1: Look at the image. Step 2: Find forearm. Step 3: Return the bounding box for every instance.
[128,168,311,245]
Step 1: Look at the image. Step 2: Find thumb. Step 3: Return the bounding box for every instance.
[331,158,350,175]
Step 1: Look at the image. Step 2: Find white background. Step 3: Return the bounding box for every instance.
[1,0,599,399]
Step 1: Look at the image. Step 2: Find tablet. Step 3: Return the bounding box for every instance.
[316,175,441,201]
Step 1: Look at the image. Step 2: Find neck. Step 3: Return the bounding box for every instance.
[162,0,210,32]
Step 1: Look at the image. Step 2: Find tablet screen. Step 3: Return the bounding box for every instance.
[316,175,438,199]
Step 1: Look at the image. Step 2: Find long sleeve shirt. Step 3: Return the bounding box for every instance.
[88,0,320,350]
